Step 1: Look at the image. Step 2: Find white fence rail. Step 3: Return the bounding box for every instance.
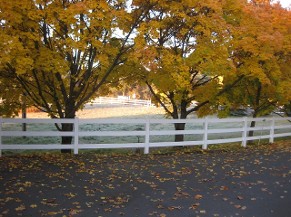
[1,117,291,156]
[91,97,152,107]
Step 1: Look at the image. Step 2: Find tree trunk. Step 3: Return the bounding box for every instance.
[248,120,256,138]
[248,82,261,144]
[21,94,27,132]
[61,122,74,154]
[174,101,187,142]
[174,122,186,142]
[60,105,76,154]
[248,113,257,144]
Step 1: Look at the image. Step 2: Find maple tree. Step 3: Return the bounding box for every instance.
[0,0,153,150]
[221,0,291,137]
[132,0,246,141]
[1,0,290,147]
[278,3,291,117]
[131,0,290,142]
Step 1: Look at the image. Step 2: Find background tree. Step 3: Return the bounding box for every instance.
[221,0,291,137]
[133,0,244,141]
[278,3,291,117]
[0,0,153,152]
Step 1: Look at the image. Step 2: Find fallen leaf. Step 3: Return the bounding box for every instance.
[69,209,82,215]
[48,212,59,215]
[168,206,182,210]
[261,188,268,192]
[234,205,242,209]
[64,192,77,199]
[15,204,26,212]
[189,203,200,210]
[220,186,229,191]
[46,198,56,203]
[194,194,203,200]
[237,196,244,200]
[30,204,37,208]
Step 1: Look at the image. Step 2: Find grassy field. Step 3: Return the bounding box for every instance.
[5,105,166,145]
[24,104,166,119]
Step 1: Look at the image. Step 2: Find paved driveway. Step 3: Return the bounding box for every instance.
[0,143,290,217]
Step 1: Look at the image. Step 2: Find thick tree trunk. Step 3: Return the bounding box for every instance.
[248,82,261,144]
[60,105,76,154]
[174,101,187,142]
[174,122,186,142]
[248,120,256,138]
[248,112,257,144]
[61,122,74,154]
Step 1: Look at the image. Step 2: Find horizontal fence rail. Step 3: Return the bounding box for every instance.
[91,97,152,107]
[0,117,291,156]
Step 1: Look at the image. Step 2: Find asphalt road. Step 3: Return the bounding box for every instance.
[0,143,290,217]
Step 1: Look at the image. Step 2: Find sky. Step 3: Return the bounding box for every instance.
[278,0,291,8]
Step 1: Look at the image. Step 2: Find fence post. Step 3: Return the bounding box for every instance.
[202,117,208,150]
[0,118,2,157]
[74,117,79,155]
[144,119,150,154]
[242,117,248,147]
[148,99,152,107]
[269,117,275,143]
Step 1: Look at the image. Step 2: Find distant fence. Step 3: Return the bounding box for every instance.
[0,117,291,156]
[91,97,152,107]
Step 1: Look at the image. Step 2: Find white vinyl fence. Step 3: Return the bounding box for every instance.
[0,117,291,156]
[92,97,152,107]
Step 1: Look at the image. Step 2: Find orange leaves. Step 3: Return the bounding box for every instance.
[133,0,244,119]
[220,185,229,191]
[0,0,290,123]
[0,0,146,119]
[222,1,291,116]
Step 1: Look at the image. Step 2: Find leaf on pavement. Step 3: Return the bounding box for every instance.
[194,194,203,200]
